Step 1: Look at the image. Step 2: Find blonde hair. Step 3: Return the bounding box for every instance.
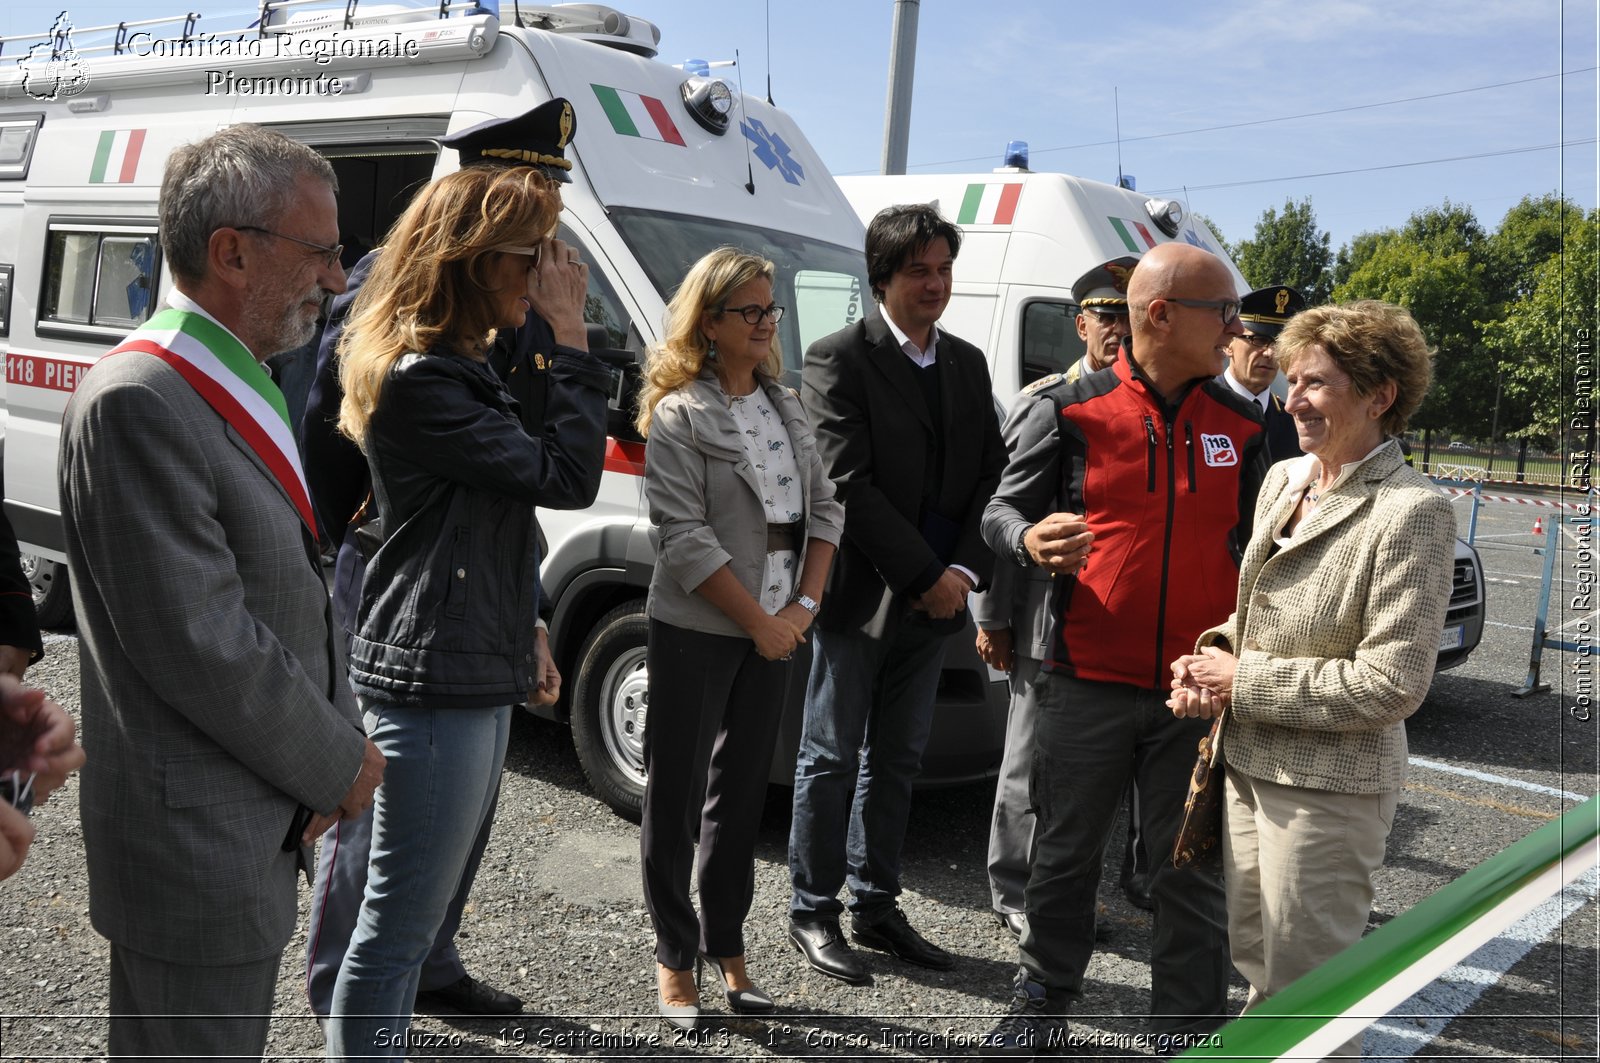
[634,247,782,437]
[1275,300,1434,437]
[337,166,559,447]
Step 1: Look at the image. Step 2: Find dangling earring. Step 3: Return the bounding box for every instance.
[706,340,718,361]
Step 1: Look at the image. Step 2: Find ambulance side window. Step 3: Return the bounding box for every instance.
[39,223,160,338]
[558,224,636,351]
[0,265,12,337]
[1020,299,1085,386]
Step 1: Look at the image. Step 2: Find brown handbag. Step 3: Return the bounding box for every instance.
[1171,709,1226,871]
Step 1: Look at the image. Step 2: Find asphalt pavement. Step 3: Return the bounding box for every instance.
[0,490,1594,1060]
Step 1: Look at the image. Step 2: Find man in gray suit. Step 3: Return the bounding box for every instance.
[60,124,384,1059]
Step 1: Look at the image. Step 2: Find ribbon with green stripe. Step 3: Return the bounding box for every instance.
[1178,794,1600,1060]
[148,307,292,427]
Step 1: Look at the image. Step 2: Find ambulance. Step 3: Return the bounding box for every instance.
[0,0,1010,816]
[839,158,1485,672]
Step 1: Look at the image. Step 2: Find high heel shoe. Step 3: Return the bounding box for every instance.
[697,952,775,1015]
[657,965,700,1033]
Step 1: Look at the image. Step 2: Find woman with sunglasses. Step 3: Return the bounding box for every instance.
[634,247,842,1029]
[327,165,611,1058]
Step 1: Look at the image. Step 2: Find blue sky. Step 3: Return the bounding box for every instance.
[6,0,1594,254]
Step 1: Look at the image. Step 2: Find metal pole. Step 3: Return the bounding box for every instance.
[880,0,919,175]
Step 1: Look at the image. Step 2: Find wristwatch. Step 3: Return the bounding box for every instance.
[1013,525,1033,567]
[792,593,820,617]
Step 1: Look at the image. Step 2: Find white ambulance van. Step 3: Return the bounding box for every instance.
[837,165,1245,401]
[839,163,1486,672]
[0,0,1010,816]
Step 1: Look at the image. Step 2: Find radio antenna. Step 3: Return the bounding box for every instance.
[765,0,774,104]
[1114,86,1125,188]
[736,48,755,194]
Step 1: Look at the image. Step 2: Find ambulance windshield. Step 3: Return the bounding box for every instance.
[611,208,870,383]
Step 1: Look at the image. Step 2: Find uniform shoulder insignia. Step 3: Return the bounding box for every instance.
[1020,372,1063,397]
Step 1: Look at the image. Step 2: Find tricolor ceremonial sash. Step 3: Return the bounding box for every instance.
[107,308,317,536]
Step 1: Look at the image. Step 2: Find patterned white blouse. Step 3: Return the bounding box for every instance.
[727,387,803,613]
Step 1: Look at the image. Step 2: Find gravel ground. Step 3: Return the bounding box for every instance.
[0,633,1234,1061]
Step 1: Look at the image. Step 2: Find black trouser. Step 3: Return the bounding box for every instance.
[641,619,792,970]
[1019,672,1229,1035]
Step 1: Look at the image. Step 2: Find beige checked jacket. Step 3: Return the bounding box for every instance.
[1198,441,1456,794]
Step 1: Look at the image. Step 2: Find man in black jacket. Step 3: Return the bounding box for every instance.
[300,99,588,1019]
[1221,285,1305,463]
[0,505,43,680]
[787,204,1007,984]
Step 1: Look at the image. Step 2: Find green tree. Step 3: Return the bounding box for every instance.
[1232,197,1332,304]
[1332,229,1389,290]
[1333,232,1494,438]
[1483,207,1599,443]
[1487,192,1588,301]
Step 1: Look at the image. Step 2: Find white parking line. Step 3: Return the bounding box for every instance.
[1483,577,1520,585]
[1484,620,1532,631]
[1366,762,1598,1058]
[1408,757,1590,802]
[1366,868,1600,1059]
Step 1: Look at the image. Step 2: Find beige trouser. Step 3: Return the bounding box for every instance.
[1223,766,1399,1060]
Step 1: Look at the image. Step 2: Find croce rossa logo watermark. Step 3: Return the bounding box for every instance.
[18,10,91,102]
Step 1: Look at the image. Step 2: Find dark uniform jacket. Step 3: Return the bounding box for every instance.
[0,503,42,662]
[982,343,1269,690]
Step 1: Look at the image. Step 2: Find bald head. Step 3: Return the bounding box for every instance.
[1124,243,1244,400]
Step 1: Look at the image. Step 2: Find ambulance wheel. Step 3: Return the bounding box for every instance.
[21,553,73,629]
[570,600,649,820]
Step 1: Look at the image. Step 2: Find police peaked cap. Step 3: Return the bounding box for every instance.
[443,97,577,182]
[1237,285,1306,338]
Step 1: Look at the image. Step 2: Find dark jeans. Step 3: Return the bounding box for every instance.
[788,620,948,922]
[641,619,791,970]
[1020,672,1228,1035]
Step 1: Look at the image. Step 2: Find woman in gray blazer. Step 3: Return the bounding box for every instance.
[635,248,843,1029]
[1169,301,1456,1057]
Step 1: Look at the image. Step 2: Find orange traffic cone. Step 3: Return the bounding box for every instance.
[1532,516,1544,536]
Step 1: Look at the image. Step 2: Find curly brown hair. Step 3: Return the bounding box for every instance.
[1275,300,1434,438]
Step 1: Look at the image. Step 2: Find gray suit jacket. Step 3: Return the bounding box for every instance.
[61,351,366,966]
[1199,441,1455,795]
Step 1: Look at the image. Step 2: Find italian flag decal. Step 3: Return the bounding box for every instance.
[90,129,147,184]
[957,182,1022,225]
[1110,215,1160,252]
[591,84,685,146]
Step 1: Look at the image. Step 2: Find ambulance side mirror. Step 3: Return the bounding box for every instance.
[591,339,644,443]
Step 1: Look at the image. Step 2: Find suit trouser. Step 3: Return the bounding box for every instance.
[640,619,790,970]
[1019,673,1229,1034]
[304,783,494,1016]
[108,943,278,1059]
[789,620,948,921]
[987,654,1042,914]
[1224,766,1398,1059]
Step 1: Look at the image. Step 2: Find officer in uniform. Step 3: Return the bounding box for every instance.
[1064,256,1138,383]
[1221,284,1306,463]
[298,98,583,1020]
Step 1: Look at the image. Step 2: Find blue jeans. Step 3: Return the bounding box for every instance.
[788,621,948,922]
[327,702,511,1060]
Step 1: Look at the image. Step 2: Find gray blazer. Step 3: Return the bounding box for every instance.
[60,351,367,966]
[1199,441,1455,795]
[645,370,844,638]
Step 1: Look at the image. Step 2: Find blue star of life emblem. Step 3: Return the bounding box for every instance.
[740,118,805,186]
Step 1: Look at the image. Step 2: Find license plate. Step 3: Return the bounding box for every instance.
[1439,625,1465,652]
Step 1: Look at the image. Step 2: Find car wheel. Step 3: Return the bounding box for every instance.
[20,553,73,629]
[570,600,648,820]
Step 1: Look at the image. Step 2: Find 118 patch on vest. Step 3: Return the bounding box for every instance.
[1200,433,1238,467]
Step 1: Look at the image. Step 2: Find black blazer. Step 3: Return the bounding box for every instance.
[801,310,1007,639]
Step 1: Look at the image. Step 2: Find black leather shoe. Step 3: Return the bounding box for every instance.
[1121,875,1154,911]
[979,974,1071,1057]
[789,918,872,985]
[414,973,523,1016]
[994,910,1028,940]
[849,907,955,970]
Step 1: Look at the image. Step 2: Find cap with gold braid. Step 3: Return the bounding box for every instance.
[1071,255,1140,315]
[442,98,578,183]
[1237,285,1306,338]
